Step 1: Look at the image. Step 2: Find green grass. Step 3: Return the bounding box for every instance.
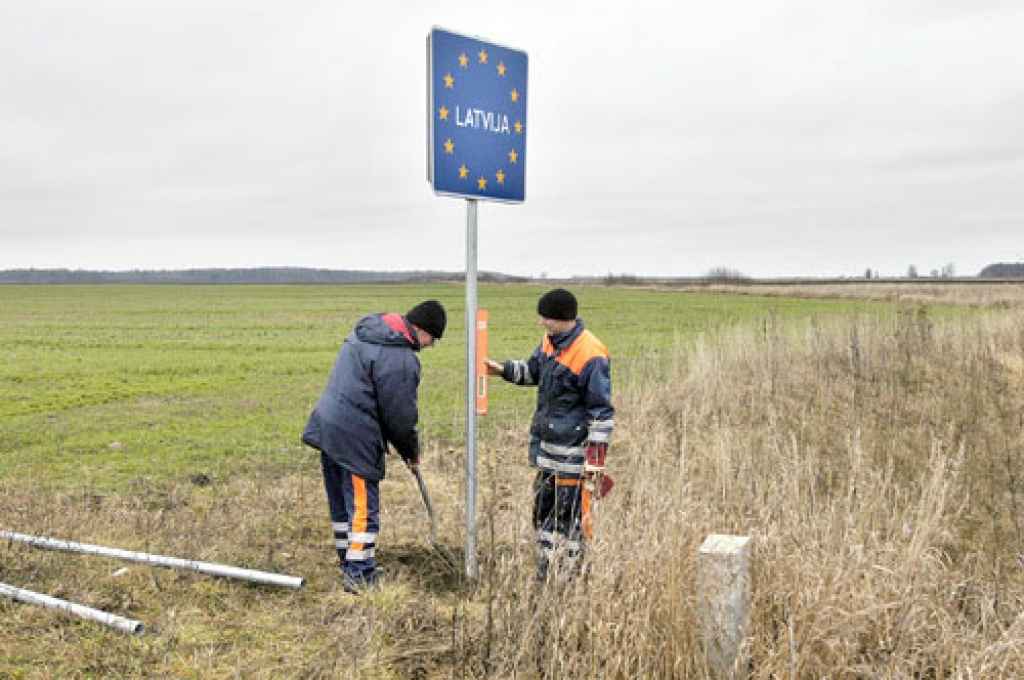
[2,282,1012,679]
[1,283,891,491]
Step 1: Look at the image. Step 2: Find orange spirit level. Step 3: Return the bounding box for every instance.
[475,310,488,415]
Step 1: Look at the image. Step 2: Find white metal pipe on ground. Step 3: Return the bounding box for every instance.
[0,531,305,589]
[0,581,145,635]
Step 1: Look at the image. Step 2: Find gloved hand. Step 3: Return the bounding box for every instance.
[584,443,612,498]
[594,474,615,499]
[583,471,614,499]
[584,442,607,474]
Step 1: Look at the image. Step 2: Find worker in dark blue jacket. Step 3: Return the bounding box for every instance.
[486,288,614,581]
[303,299,446,592]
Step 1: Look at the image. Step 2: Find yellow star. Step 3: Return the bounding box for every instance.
[444,139,454,154]
[497,61,506,76]
[459,53,469,68]
[508,149,518,164]
[444,73,454,89]
[478,49,488,64]
[477,176,487,190]
[438,106,449,120]
[459,164,469,179]
[515,120,523,134]
[510,89,519,103]
[496,170,505,184]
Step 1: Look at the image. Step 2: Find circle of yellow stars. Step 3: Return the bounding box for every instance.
[436,47,524,193]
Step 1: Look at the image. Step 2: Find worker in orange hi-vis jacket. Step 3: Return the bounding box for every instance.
[485,288,615,582]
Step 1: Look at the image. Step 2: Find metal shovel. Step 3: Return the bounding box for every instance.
[407,463,460,575]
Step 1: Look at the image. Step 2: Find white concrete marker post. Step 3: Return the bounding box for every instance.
[698,534,752,680]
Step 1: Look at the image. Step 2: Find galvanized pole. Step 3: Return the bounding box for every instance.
[464,198,479,578]
[0,581,145,635]
[0,531,305,589]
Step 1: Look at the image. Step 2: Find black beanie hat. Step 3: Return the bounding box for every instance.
[406,300,447,340]
[537,288,577,321]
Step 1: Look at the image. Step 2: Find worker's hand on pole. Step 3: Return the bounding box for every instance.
[484,358,503,376]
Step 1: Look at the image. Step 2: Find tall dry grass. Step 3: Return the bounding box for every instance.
[4,301,1024,678]
[462,307,1024,678]
[660,279,1024,308]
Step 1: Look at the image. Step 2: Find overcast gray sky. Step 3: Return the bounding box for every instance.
[2,1,1022,278]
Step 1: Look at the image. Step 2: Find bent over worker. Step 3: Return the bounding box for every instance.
[302,299,446,593]
[486,288,614,581]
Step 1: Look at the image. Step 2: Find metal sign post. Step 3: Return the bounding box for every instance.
[428,26,528,578]
[464,198,479,578]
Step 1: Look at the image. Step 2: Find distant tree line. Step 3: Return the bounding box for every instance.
[703,267,750,282]
[977,262,1024,279]
[0,268,524,285]
[4,263,1021,285]
[903,262,957,278]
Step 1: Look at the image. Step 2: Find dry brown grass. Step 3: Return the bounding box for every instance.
[659,279,1024,309]
[671,310,1024,678]
[4,295,1024,677]
[465,306,1024,677]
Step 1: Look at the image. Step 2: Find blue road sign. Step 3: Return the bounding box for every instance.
[428,27,528,203]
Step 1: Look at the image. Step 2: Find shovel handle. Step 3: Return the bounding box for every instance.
[409,464,438,543]
[407,463,461,575]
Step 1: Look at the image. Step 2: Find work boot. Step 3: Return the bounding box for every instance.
[341,572,374,594]
[341,566,386,595]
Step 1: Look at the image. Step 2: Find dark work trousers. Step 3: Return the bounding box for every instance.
[532,471,592,578]
[321,453,380,582]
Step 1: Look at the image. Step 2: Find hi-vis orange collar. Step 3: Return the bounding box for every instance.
[541,329,609,375]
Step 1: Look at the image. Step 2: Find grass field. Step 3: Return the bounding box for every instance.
[0,283,877,489]
[2,282,1022,678]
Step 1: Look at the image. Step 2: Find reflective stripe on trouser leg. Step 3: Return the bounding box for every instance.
[533,472,586,576]
[342,471,379,580]
[333,521,350,552]
[321,454,352,566]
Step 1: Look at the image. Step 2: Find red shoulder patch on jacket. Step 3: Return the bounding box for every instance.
[382,313,414,344]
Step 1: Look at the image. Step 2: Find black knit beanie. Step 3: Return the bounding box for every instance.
[537,288,577,321]
[406,300,447,339]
